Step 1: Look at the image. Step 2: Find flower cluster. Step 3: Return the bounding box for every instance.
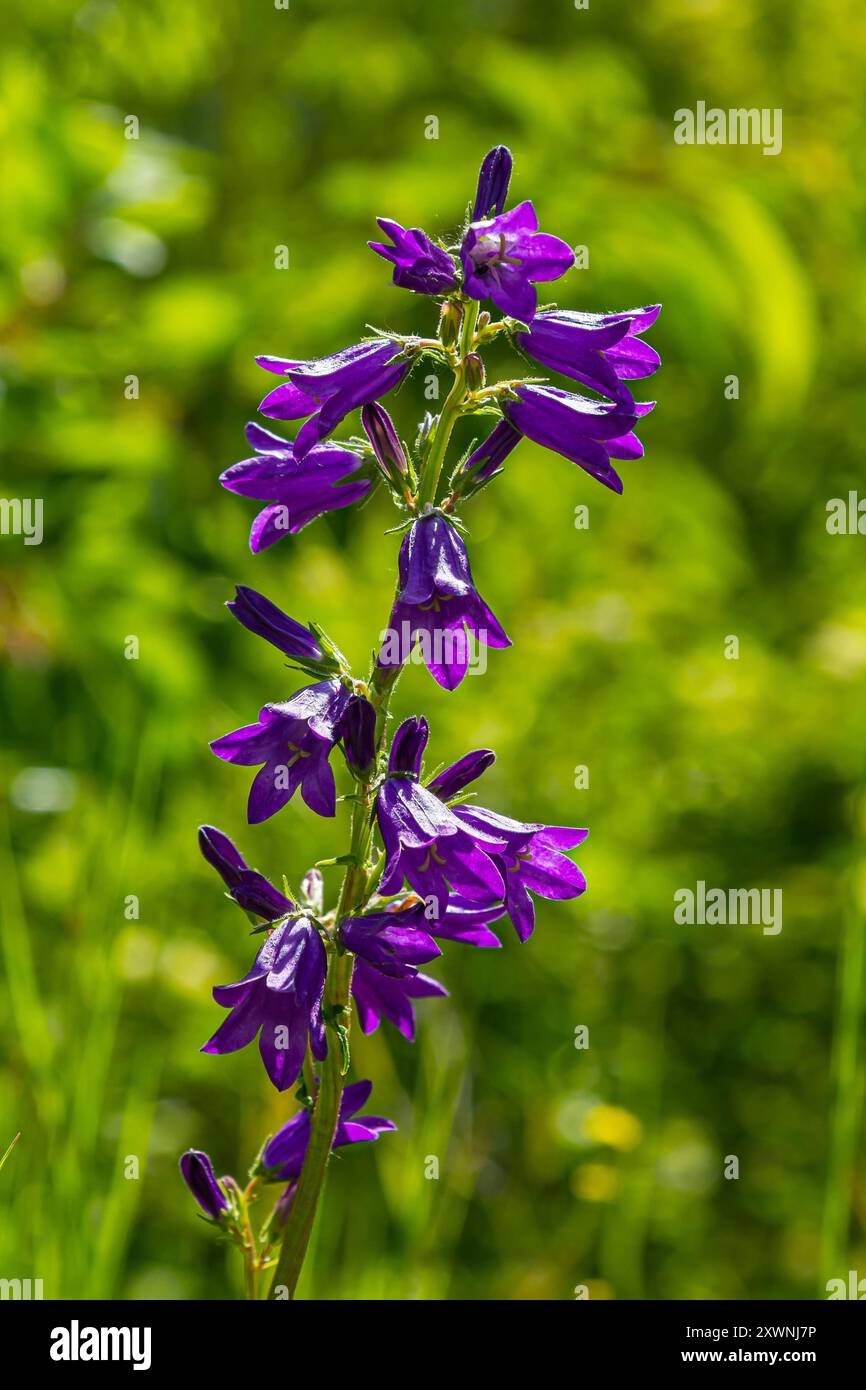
[180,146,660,1298]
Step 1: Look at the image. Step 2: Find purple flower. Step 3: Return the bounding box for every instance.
[517,306,661,400]
[210,679,351,822]
[388,712,428,775]
[361,401,408,488]
[431,896,504,948]
[220,422,373,552]
[352,960,447,1041]
[454,805,588,942]
[179,1150,231,1221]
[258,340,410,459]
[427,747,496,801]
[472,145,513,221]
[375,717,508,909]
[227,585,337,670]
[340,692,377,779]
[262,1080,396,1183]
[461,201,574,322]
[340,900,441,978]
[202,917,327,1092]
[385,890,504,949]
[503,384,654,494]
[368,218,457,296]
[198,824,293,921]
[378,514,510,691]
[459,419,522,492]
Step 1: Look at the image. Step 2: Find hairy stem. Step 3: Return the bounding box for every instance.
[267,687,393,1299]
[241,1186,259,1300]
[416,297,479,510]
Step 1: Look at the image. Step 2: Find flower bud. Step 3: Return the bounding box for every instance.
[439,300,463,348]
[472,145,513,221]
[464,352,486,391]
[361,401,407,483]
[341,693,377,779]
[300,868,324,916]
[428,748,495,801]
[415,411,435,454]
[388,716,429,778]
[271,1182,298,1233]
[458,418,521,491]
[179,1151,231,1222]
[227,586,337,671]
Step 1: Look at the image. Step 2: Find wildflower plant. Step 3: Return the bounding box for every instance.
[179,146,661,1299]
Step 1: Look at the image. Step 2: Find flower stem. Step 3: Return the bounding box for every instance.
[240,1183,260,1300]
[266,988,344,1300]
[416,297,479,510]
[267,671,398,1300]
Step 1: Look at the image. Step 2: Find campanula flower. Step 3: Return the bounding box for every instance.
[368,218,457,295]
[461,201,574,321]
[378,514,510,690]
[221,422,373,552]
[430,897,504,948]
[262,1080,396,1183]
[226,586,338,671]
[352,960,447,1041]
[210,679,351,822]
[385,891,504,949]
[258,340,410,458]
[203,917,327,1092]
[375,717,507,907]
[179,1150,231,1221]
[517,306,661,400]
[503,384,654,494]
[340,899,441,978]
[198,824,293,921]
[454,805,588,942]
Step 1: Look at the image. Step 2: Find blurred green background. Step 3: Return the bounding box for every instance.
[2,0,865,1301]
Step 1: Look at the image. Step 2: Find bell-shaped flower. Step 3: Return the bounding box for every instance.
[202,917,327,1092]
[210,679,351,822]
[461,200,574,321]
[517,305,661,400]
[368,219,457,295]
[258,340,410,459]
[262,1080,396,1184]
[504,384,654,494]
[220,422,373,552]
[378,514,510,691]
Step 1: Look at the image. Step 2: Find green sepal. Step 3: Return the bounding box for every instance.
[314,852,358,869]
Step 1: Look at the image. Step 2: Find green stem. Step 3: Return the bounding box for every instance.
[266,991,343,1300]
[267,694,393,1300]
[416,298,479,510]
[241,1185,260,1300]
[244,1248,258,1301]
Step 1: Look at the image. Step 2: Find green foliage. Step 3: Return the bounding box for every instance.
[1,0,864,1301]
